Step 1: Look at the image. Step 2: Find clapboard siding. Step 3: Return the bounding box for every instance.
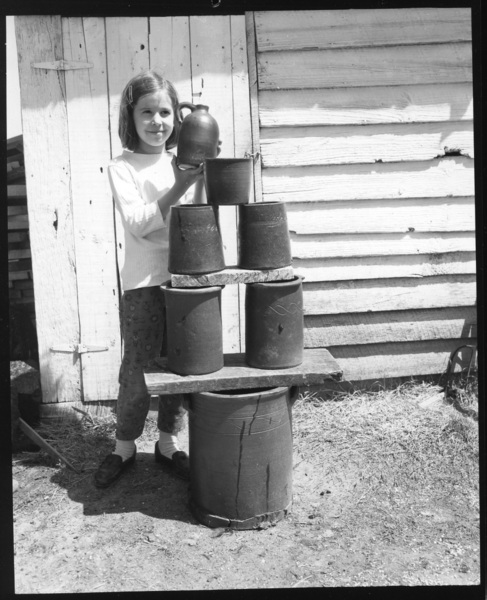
[328,339,474,382]
[304,306,477,347]
[302,275,476,315]
[291,232,475,259]
[250,8,476,380]
[286,198,475,234]
[260,121,474,167]
[255,9,471,51]
[259,83,474,127]
[294,252,477,282]
[262,158,474,202]
[258,44,472,90]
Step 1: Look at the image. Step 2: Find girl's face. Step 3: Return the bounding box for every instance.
[132,90,175,154]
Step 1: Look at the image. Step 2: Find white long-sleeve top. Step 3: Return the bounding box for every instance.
[108,149,192,291]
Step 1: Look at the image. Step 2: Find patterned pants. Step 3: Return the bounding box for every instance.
[116,286,186,441]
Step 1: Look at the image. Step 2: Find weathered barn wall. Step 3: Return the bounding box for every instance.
[15,15,251,403]
[248,8,476,381]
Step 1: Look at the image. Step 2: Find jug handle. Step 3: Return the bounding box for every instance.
[177,101,196,122]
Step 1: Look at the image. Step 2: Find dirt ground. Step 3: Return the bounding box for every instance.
[10,381,481,594]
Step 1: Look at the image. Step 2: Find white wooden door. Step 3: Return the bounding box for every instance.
[15,15,252,403]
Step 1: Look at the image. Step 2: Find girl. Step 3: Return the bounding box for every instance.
[94,70,205,488]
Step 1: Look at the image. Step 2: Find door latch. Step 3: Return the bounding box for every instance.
[50,343,108,354]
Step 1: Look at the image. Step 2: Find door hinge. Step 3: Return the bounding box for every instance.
[32,60,94,71]
[50,343,108,354]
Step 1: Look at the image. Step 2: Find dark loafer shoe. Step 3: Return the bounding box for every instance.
[94,451,136,488]
[154,442,190,480]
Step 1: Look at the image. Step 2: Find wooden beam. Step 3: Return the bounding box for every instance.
[19,418,80,473]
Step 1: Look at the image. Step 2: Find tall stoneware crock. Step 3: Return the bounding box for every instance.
[188,385,298,529]
[204,158,253,205]
[176,103,219,169]
[164,284,224,375]
[245,276,304,369]
[238,201,292,270]
[168,205,225,275]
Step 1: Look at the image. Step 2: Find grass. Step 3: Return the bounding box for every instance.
[291,377,479,533]
[16,376,479,516]
[13,376,480,589]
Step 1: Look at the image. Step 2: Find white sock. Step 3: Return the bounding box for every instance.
[113,439,136,462]
[158,431,181,459]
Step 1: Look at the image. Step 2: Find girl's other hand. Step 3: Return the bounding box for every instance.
[172,156,203,191]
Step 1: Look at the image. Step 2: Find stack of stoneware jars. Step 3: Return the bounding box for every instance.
[165,103,304,529]
[166,101,304,376]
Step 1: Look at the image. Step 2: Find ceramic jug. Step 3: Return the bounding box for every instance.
[176,103,219,169]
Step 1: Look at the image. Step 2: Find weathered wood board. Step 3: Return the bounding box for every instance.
[189,15,251,352]
[262,158,475,203]
[293,252,477,282]
[286,197,475,234]
[62,17,122,401]
[304,306,477,347]
[291,231,476,260]
[330,338,475,381]
[145,348,343,395]
[255,8,471,51]
[15,16,81,403]
[258,43,472,90]
[260,121,474,168]
[258,83,473,127]
[302,275,476,315]
[170,266,294,288]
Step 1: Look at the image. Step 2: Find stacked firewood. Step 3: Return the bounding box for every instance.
[8,135,38,362]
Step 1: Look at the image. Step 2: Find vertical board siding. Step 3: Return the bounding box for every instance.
[188,15,240,352]
[252,8,476,380]
[62,17,122,401]
[105,16,151,298]
[15,16,81,403]
[16,15,251,401]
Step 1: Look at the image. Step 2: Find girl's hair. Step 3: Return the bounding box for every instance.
[119,70,180,151]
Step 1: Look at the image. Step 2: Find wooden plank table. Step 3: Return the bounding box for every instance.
[145,348,342,395]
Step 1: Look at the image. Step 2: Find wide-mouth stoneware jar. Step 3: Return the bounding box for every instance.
[168,204,225,275]
[238,201,292,270]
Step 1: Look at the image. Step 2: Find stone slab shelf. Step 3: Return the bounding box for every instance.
[170,265,294,288]
[145,348,342,395]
